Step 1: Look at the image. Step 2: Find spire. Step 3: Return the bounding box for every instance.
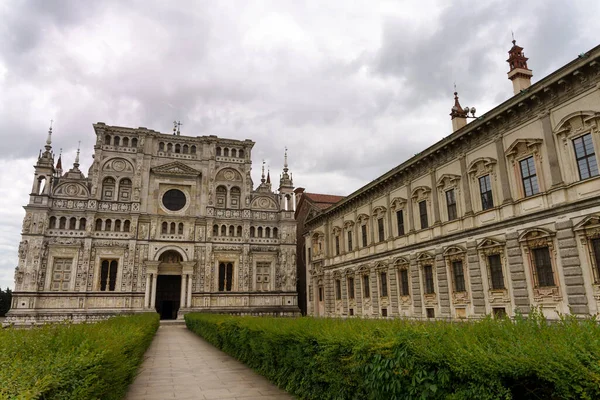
[283,146,288,171]
[267,167,271,184]
[37,120,56,168]
[45,120,53,152]
[261,160,266,184]
[507,36,532,95]
[73,141,81,170]
[450,89,468,132]
[278,146,294,193]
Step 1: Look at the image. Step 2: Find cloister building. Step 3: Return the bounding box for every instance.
[304,41,600,320]
[6,122,299,325]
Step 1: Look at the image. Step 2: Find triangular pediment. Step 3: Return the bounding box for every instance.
[151,162,201,176]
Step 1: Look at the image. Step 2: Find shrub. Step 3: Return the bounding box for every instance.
[0,287,11,317]
[0,313,159,400]
[185,311,600,400]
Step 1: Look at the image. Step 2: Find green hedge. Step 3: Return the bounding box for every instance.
[185,312,600,399]
[0,313,159,400]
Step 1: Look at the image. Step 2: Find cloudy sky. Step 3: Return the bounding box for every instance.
[0,0,598,289]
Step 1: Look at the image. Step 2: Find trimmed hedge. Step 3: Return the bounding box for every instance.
[185,312,600,399]
[0,313,159,399]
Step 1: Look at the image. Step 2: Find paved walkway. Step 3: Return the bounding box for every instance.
[125,323,294,400]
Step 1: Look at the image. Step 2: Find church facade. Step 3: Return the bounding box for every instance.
[304,41,600,320]
[6,123,299,325]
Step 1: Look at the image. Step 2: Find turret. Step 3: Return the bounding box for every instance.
[278,147,295,211]
[507,38,533,95]
[31,122,55,198]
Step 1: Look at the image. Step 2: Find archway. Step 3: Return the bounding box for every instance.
[155,250,183,319]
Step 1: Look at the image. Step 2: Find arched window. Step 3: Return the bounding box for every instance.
[265,227,271,238]
[122,137,129,147]
[258,227,263,238]
[216,147,222,156]
[273,227,278,238]
[102,177,116,200]
[79,218,86,231]
[38,176,46,194]
[216,185,227,208]
[123,220,130,232]
[59,217,66,229]
[183,144,189,154]
[230,186,241,209]
[191,145,196,154]
[239,149,244,158]
[218,262,233,291]
[170,222,176,234]
[113,136,120,146]
[100,260,118,291]
[131,138,138,147]
[224,148,230,157]
[213,224,219,236]
[237,226,242,237]
[49,216,57,229]
[162,222,168,234]
[221,225,226,236]
[250,227,255,237]
[105,135,111,145]
[178,222,184,235]
[119,178,132,201]
[175,144,181,153]
[105,219,112,231]
[95,219,102,231]
[167,143,173,152]
[229,225,235,236]
[231,149,237,157]
[159,142,165,151]
[159,250,183,263]
[69,217,77,230]
[114,219,122,232]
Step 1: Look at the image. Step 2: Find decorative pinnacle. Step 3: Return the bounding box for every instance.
[173,120,182,135]
[45,119,53,151]
[284,146,288,169]
[261,160,266,183]
[74,141,81,167]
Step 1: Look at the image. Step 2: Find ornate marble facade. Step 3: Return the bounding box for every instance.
[6,123,299,325]
[305,42,600,320]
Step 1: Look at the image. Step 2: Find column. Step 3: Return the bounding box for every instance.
[187,274,193,308]
[540,113,564,188]
[495,137,513,204]
[430,170,440,224]
[150,274,157,308]
[180,274,187,308]
[459,156,473,215]
[406,180,415,232]
[144,274,151,308]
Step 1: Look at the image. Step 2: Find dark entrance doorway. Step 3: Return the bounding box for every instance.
[155,275,181,320]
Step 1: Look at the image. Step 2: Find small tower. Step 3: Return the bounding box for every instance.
[450,91,468,132]
[507,38,533,95]
[278,147,295,211]
[54,149,63,179]
[31,122,56,198]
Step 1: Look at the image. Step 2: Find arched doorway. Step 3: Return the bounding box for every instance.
[155,250,182,319]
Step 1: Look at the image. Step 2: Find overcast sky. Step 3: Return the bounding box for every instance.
[0,0,598,289]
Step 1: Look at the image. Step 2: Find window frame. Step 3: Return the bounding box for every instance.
[573,133,599,180]
[445,189,457,221]
[362,274,370,298]
[418,200,428,229]
[100,259,118,292]
[519,156,540,197]
[379,271,388,298]
[478,174,494,211]
[423,265,435,295]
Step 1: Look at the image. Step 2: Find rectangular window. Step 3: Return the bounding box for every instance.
[519,156,539,197]
[532,247,555,287]
[318,287,323,302]
[423,265,434,294]
[361,224,368,247]
[493,307,507,318]
[335,279,342,300]
[573,133,599,180]
[452,260,466,292]
[479,174,494,210]
[426,308,435,318]
[349,308,354,316]
[419,200,428,229]
[592,238,600,283]
[396,210,405,235]
[255,262,270,291]
[446,189,457,221]
[380,272,388,297]
[218,262,233,291]
[399,269,410,296]
[381,308,388,317]
[335,235,340,256]
[488,254,505,290]
[51,258,72,291]
[362,275,370,298]
[308,248,312,261]
[348,277,355,299]
[100,259,118,291]
[377,218,385,242]
[347,231,353,251]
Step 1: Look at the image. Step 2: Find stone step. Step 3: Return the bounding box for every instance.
[159,319,186,326]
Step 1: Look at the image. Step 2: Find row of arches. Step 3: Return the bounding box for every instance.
[94,218,131,232]
[158,142,197,154]
[105,135,138,148]
[102,177,132,201]
[216,185,241,208]
[49,216,86,230]
[161,221,185,235]
[250,226,278,239]
[216,146,244,158]
[213,224,243,237]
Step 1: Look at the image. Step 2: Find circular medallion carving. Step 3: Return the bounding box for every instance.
[224,170,235,181]
[112,160,126,172]
[65,184,78,195]
[162,189,186,211]
[259,198,269,208]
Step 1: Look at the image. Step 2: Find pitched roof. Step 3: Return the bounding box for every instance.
[303,193,345,210]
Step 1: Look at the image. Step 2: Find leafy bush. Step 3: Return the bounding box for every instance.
[0,313,159,399]
[0,287,11,317]
[185,311,600,399]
